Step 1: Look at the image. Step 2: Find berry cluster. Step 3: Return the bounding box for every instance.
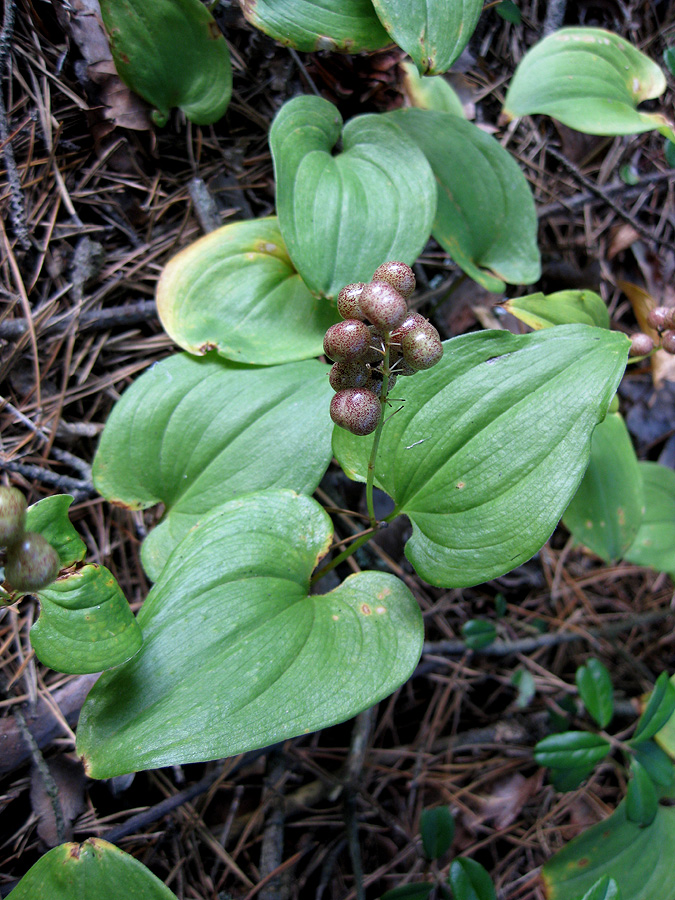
[0,487,60,593]
[323,262,443,435]
[630,306,675,357]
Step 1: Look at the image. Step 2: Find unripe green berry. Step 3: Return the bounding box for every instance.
[360,282,408,331]
[323,320,371,362]
[329,361,372,392]
[0,487,27,547]
[337,283,366,320]
[372,261,415,299]
[4,532,60,592]
[629,333,654,357]
[401,321,444,370]
[330,388,381,436]
[662,330,675,354]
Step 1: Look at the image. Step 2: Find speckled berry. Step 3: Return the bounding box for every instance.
[359,282,408,331]
[647,307,675,331]
[391,312,428,345]
[337,283,366,320]
[662,330,675,354]
[372,261,415,299]
[4,532,60,592]
[629,333,654,357]
[329,361,372,392]
[0,487,27,547]
[392,357,417,376]
[401,321,443,370]
[323,320,371,361]
[330,388,381,436]
[370,370,397,395]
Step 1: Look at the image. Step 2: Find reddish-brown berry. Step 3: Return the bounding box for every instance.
[647,307,675,331]
[323,320,371,361]
[662,330,675,354]
[370,370,397,395]
[337,283,366,320]
[330,388,381,436]
[391,312,428,345]
[401,321,444,370]
[0,487,27,547]
[629,333,654,357]
[372,261,416,299]
[4,532,60,592]
[329,361,372,392]
[359,282,408,331]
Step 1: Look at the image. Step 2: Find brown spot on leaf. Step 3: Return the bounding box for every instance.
[456,481,465,490]
[198,342,217,354]
[577,857,590,867]
[68,844,82,859]
[360,603,372,615]
[208,21,221,40]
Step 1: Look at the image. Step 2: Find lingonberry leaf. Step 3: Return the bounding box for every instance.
[534,731,611,771]
[575,658,614,729]
[448,857,496,900]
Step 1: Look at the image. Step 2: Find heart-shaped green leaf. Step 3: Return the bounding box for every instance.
[270,96,436,299]
[240,0,390,52]
[387,108,540,291]
[92,353,334,581]
[371,0,483,75]
[25,495,86,568]
[334,326,629,587]
[504,290,610,330]
[31,565,142,675]
[400,62,465,116]
[625,462,675,576]
[8,838,178,900]
[503,28,675,140]
[156,218,338,364]
[100,0,232,126]
[563,412,644,563]
[579,877,621,900]
[543,801,675,900]
[576,658,614,729]
[76,491,423,778]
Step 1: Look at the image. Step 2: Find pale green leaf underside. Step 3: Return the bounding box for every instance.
[157,217,338,364]
[625,461,675,576]
[543,801,675,900]
[100,0,232,125]
[92,354,334,581]
[270,96,436,298]
[25,495,86,568]
[31,565,142,675]
[333,326,630,587]
[503,28,673,139]
[563,412,643,562]
[240,0,390,52]
[371,0,483,75]
[8,839,178,900]
[76,491,423,778]
[388,108,540,291]
[505,290,610,330]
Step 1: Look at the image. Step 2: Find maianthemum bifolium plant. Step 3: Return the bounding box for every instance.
[7,4,675,899]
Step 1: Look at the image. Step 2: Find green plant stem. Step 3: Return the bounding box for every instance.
[309,509,399,585]
[366,338,391,529]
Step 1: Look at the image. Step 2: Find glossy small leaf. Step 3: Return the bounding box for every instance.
[381,885,434,900]
[240,0,390,52]
[400,62,465,116]
[388,108,540,291]
[270,96,436,299]
[625,462,675,577]
[632,672,675,744]
[576,658,614,728]
[633,741,675,789]
[461,619,497,650]
[371,0,483,75]
[76,491,423,778]
[550,763,598,792]
[563,413,644,563]
[333,326,629,588]
[626,757,658,826]
[156,218,337,364]
[420,806,455,860]
[30,565,142,675]
[579,876,621,900]
[543,800,675,900]
[447,858,496,900]
[7,838,178,900]
[25,495,86,569]
[504,289,610,331]
[534,731,611,770]
[503,28,675,140]
[92,353,333,581]
[99,0,232,126]
[495,0,521,24]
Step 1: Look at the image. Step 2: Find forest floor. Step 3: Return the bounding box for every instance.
[1,1,675,898]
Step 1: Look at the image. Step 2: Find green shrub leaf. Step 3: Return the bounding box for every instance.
[626,758,658,826]
[534,731,611,770]
[7,838,178,900]
[92,354,334,581]
[31,566,142,675]
[420,806,455,859]
[503,28,674,140]
[504,290,610,330]
[388,108,540,291]
[633,741,675,788]
[563,412,644,563]
[333,326,629,587]
[447,858,496,900]
[25,495,86,568]
[99,0,232,126]
[156,218,337,364]
[371,0,483,75]
[461,619,497,650]
[576,658,614,729]
[76,491,423,778]
[240,0,390,52]
[632,672,675,744]
[270,96,436,299]
[625,462,675,576]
